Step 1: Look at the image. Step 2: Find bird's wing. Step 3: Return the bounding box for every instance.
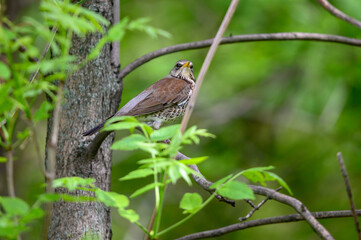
[117,77,193,117]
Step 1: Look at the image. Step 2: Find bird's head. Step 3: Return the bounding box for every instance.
[169,60,195,81]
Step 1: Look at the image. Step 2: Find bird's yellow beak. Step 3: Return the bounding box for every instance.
[182,62,191,68]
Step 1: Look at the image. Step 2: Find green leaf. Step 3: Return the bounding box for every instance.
[102,121,141,132]
[178,156,208,165]
[118,209,139,223]
[240,166,292,195]
[264,172,293,195]
[130,182,162,198]
[136,142,159,155]
[179,193,203,214]
[107,17,128,41]
[167,165,181,184]
[179,167,192,185]
[52,177,95,191]
[0,156,7,162]
[33,101,53,122]
[60,194,96,202]
[17,128,30,140]
[37,193,62,204]
[209,174,233,189]
[150,124,180,141]
[119,169,154,181]
[95,190,129,208]
[137,157,169,165]
[0,197,30,216]
[0,62,11,79]
[160,131,182,157]
[21,208,44,223]
[217,181,254,200]
[105,116,138,125]
[140,124,153,136]
[182,126,215,145]
[111,134,147,151]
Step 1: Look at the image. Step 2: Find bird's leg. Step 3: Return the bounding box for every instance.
[152,119,162,130]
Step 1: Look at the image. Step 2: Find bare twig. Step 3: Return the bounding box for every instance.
[318,0,361,30]
[239,187,282,222]
[250,185,334,240]
[29,26,58,83]
[179,0,239,133]
[118,33,361,80]
[111,0,120,69]
[176,210,361,240]
[48,80,63,182]
[244,200,256,208]
[42,80,64,240]
[337,152,361,240]
[6,150,15,197]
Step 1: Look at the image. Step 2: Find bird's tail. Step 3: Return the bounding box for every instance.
[82,122,105,136]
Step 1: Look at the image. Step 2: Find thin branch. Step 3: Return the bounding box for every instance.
[6,150,15,197]
[176,210,361,240]
[42,80,64,240]
[28,26,58,83]
[250,185,334,240]
[118,33,361,80]
[239,187,282,222]
[48,80,63,181]
[318,0,361,30]
[111,0,120,70]
[179,0,239,133]
[176,152,333,240]
[337,152,361,240]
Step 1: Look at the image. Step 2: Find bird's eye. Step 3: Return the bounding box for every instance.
[176,63,182,68]
[190,65,193,69]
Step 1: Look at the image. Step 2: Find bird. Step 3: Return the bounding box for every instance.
[83,59,195,136]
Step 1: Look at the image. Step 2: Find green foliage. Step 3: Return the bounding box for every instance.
[88,17,170,60]
[241,166,292,195]
[119,168,154,181]
[179,193,203,214]
[0,196,45,239]
[53,177,95,191]
[105,117,290,238]
[217,181,255,200]
[52,177,139,224]
[0,0,173,239]
[210,166,292,201]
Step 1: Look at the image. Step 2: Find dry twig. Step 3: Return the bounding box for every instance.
[176,210,361,240]
[239,187,282,222]
[337,152,361,240]
[318,0,361,30]
[118,33,361,81]
[6,150,15,197]
[179,0,239,133]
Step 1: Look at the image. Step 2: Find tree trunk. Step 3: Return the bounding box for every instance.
[46,1,122,239]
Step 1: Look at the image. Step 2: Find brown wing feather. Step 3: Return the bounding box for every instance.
[125,77,193,116]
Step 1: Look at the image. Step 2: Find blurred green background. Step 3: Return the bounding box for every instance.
[5,0,361,239]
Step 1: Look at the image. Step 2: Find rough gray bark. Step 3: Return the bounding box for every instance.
[46,1,122,239]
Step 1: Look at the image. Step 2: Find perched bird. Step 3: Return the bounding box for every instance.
[83,60,195,136]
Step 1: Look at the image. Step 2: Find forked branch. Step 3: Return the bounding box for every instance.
[176,210,361,240]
